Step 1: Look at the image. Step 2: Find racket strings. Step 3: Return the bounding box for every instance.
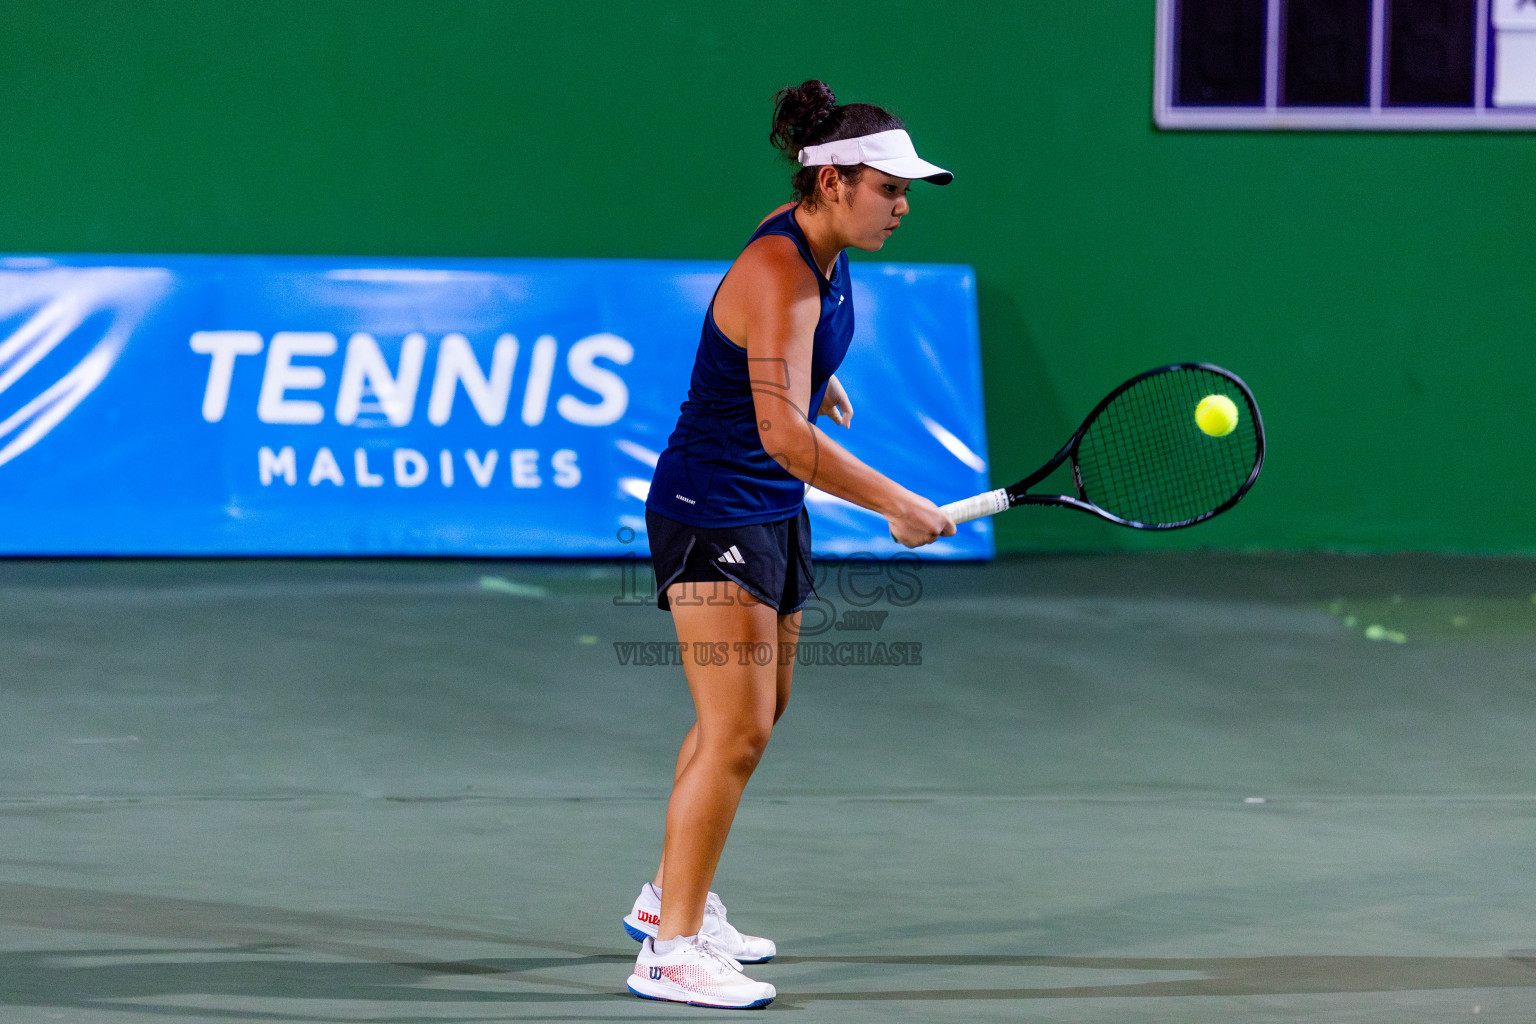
[1075,367,1260,527]
[1103,370,1256,523]
[1122,370,1255,520]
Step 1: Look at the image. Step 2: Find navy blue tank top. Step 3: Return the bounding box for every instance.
[647,206,855,527]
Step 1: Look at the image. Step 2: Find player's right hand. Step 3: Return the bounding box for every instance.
[887,493,956,548]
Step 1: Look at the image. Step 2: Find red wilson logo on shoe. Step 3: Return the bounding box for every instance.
[638,910,660,926]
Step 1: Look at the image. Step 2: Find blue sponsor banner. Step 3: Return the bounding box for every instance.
[0,254,991,558]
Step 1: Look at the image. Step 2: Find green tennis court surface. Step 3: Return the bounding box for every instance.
[3,554,1536,1022]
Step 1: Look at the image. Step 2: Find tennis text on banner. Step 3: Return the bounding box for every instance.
[191,330,632,427]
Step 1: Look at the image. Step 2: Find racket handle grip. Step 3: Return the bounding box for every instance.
[941,488,1010,525]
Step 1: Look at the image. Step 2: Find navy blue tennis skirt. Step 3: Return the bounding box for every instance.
[645,507,816,613]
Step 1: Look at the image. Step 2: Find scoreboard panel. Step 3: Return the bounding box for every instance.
[1156,0,1536,128]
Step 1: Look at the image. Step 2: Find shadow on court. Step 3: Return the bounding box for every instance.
[3,555,1536,1022]
[2,874,1534,1010]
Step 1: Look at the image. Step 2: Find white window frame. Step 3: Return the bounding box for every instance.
[1154,0,1536,130]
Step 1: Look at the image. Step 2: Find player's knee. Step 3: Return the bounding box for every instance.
[711,723,772,777]
[740,725,773,772]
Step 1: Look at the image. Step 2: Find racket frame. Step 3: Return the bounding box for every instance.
[951,362,1265,531]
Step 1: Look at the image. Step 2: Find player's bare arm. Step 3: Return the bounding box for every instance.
[717,234,952,547]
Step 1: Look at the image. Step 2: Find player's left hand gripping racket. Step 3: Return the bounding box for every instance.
[944,363,1264,531]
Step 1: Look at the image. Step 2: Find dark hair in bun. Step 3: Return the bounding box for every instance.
[770,80,904,207]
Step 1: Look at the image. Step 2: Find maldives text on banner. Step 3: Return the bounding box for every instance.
[0,255,991,558]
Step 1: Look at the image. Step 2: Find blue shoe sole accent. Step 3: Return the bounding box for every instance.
[627,981,773,1009]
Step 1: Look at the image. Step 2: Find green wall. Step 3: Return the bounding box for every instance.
[2,1,1532,553]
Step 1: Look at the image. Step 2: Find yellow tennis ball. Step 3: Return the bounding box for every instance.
[1195,394,1239,437]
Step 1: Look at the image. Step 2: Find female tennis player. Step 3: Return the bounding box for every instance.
[622,80,955,1009]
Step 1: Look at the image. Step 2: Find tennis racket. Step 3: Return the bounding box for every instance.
[944,363,1264,531]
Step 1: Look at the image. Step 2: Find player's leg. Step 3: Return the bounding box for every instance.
[656,578,780,941]
[627,577,779,1008]
[775,609,799,722]
[648,607,794,888]
[626,509,811,982]
[650,724,697,888]
[626,517,811,1006]
[629,515,811,1007]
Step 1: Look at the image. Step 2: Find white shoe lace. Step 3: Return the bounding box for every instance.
[694,933,744,973]
[704,891,730,919]
[703,892,746,942]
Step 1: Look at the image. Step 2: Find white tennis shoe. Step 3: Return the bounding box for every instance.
[622,882,777,963]
[627,934,775,1009]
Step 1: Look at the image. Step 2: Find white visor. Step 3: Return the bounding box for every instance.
[797,128,952,185]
